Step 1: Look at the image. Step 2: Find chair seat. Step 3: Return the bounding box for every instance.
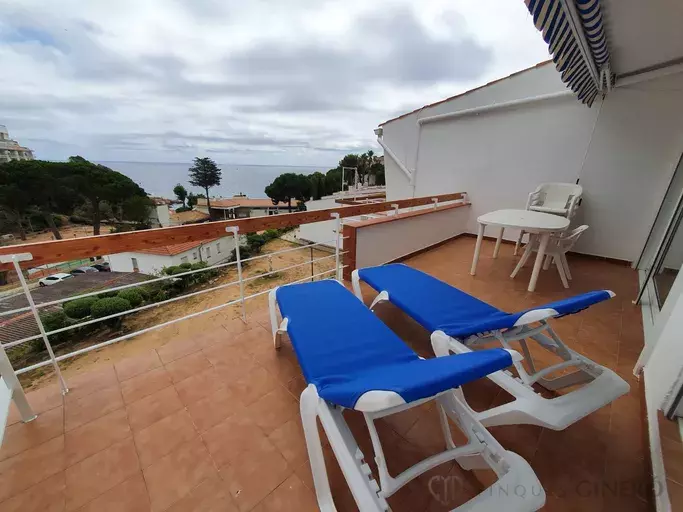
[276,280,513,409]
[358,264,613,338]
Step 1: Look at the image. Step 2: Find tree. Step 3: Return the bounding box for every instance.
[188,157,222,210]
[187,193,198,208]
[264,173,312,212]
[121,195,153,227]
[0,165,31,240]
[68,156,150,235]
[308,172,327,200]
[173,184,188,207]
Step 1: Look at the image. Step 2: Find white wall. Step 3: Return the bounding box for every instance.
[381,64,683,262]
[107,235,236,275]
[355,206,469,269]
[297,197,344,248]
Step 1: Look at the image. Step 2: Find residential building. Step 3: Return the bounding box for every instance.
[196,196,289,220]
[168,208,210,226]
[106,235,235,274]
[297,186,386,248]
[0,125,34,162]
[147,199,172,228]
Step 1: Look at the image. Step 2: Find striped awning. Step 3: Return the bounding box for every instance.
[525,0,612,107]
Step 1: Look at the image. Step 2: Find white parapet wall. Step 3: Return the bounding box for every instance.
[351,203,470,270]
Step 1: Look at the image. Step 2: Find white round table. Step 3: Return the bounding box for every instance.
[470,209,570,292]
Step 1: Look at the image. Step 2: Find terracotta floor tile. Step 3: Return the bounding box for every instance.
[232,327,273,355]
[268,418,308,467]
[0,436,65,502]
[193,328,232,349]
[0,472,65,512]
[134,409,197,467]
[65,408,131,466]
[202,411,264,468]
[75,472,150,512]
[246,386,299,435]
[0,406,64,461]
[229,365,280,406]
[219,436,292,512]
[221,319,252,340]
[253,347,302,385]
[156,338,200,365]
[120,367,172,405]
[285,375,307,400]
[126,386,183,432]
[143,438,217,512]
[65,438,140,511]
[114,350,162,382]
[65,386,124,432]
[174,367,225,405]
[164,352,212,384]
[64,365,119,402]
[166,475,237,512]
[251,474,317,512]
[202,343,255,381]
[6,384,63,426]
[185,385,241,433]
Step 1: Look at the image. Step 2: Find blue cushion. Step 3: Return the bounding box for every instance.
[276,280,513,409]
[358,264,613,338]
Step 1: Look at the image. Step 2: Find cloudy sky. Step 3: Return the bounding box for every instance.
[0,0,549,166]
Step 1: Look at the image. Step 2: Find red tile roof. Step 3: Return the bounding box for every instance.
[137,239,216,256]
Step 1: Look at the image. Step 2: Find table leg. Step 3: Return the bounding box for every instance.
[493,227,504,259]
[470,223,485,275]
[528,232,550,292]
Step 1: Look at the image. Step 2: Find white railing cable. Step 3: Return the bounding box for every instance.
[0,237,339,318]
[1,253,340,346]
[0,254,69,393]
[331,212,341,281]
[226,226,246,322]
[15,266,345,375]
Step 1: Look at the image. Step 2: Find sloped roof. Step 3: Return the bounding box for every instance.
[197,197,289,208]
[137,239,215,256]
[169,209,210,224]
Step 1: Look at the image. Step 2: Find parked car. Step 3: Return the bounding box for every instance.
[70,266,99,275]
[91,263,111,272]
[39,273,74,287]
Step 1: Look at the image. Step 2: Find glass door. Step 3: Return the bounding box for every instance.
[635,153,683,309]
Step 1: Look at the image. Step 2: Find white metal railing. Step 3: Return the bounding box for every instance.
[0,216,345,417]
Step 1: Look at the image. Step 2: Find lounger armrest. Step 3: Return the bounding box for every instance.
[513,290,616,327]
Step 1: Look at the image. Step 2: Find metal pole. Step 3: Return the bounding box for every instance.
[0,337,36,422]
[1,253,69,394]
[226,227,246,322]
[310,245,314,282]
[331,213,341,281]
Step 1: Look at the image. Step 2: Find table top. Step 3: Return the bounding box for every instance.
[477,209,570,232]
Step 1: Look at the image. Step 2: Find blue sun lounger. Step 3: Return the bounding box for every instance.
[269,280,545,512]
[352,264,629,430]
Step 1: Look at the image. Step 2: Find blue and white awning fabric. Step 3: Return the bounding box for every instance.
[525,0,612,107]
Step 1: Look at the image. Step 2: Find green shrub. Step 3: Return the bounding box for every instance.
[263,229,280,241]
[179,262,192,270]
[170,267,187,275]
[162,265,179,275]
[190,261,208,271]
[136,286,149,300]
[97,291,118,299]
[152,290,169,302]
[63,296,98,319]
[41,310,69,332]
[117,289,143,308]
[246,233,267,253]
[90,297,132,319]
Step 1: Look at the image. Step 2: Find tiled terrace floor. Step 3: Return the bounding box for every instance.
[0,237,649,511]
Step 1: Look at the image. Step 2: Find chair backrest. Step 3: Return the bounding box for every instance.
[554,224,589,253]
[530,183,583,211]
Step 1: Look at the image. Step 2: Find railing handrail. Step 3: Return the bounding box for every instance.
[0,192,466,270]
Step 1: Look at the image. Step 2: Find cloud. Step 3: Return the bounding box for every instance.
[0,0,549,165]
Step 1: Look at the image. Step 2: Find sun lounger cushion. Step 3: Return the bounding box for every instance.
[276,280,513,409]
[358,264,613,338]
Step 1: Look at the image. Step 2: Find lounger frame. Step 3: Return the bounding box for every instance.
[352,269,630,430]
[268,286,545,512]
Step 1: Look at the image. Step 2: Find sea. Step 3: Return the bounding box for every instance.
[98,161,328,199]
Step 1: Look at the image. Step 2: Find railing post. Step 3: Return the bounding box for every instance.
[432,197,439,209]
[331,213,341,281]
[226,227,246,322]
[0,336,36,422]
[0,253,69,395]
[391,203,399,216]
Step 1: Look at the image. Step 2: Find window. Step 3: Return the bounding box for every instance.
[216,243,221,254]
[131,257,139,272]
[180,256,188,264]
[205,246,211,258]
[192,251,198,260]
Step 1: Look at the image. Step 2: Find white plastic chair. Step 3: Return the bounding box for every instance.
[511,225,589,288]
[515,183,583,255]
